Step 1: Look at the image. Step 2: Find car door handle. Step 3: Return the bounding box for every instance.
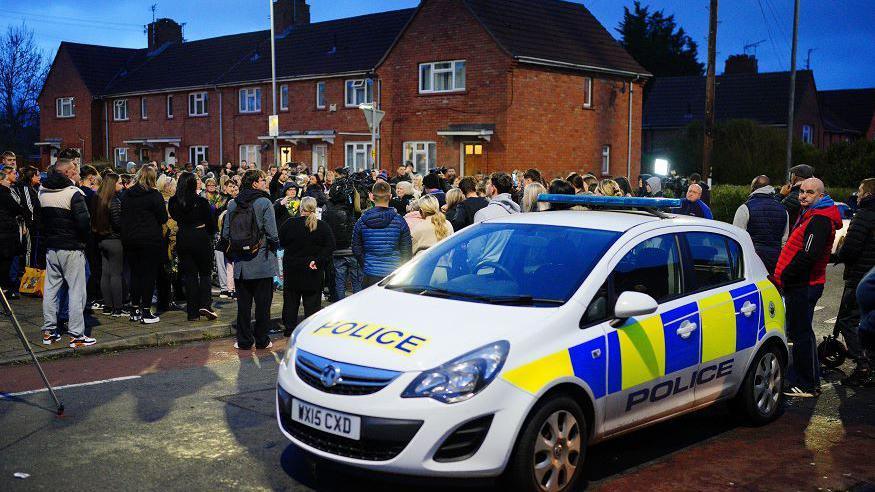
[740,301,757,317]
[676,321,698,339]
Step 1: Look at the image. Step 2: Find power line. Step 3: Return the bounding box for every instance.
[754,0,786,68]
[2,15,142,33]
[0,8,143,29]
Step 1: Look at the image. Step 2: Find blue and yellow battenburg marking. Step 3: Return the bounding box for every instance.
[503,284,785,397]
[311,321,428,356]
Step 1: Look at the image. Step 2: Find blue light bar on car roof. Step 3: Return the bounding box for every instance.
[536,194,682,209]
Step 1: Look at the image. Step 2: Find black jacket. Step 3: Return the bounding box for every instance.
[12,183,40,230]
[169,195,215,234]
[323,202,356,255]
[0,186,24,255]
[38,173,91,251]
[304,184,327,208]
[121,184,168,247]
[837,196,875,286]
[278,216,336,292]
[389,195,413,217]
[782,185,803,228]
[448,196,489,231]
[93,195,123,241]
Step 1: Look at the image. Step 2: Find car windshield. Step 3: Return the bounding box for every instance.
[384,223,620,307]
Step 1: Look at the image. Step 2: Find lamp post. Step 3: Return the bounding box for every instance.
[269,0,279,170]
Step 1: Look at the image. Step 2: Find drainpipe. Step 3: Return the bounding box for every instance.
[104,100,110,163]
[216,87,223,165]
[626,80,634,180]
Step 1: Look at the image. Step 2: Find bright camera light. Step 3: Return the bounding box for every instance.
[654,158,669,176]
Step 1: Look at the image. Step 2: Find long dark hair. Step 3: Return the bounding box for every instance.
[175,172,198,210]
[92,173,119,235]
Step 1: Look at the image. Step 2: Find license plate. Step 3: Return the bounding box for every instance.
[291,398,361,440]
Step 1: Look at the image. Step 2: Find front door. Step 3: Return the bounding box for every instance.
[312,144,327,173]
[462,142,485,176]
[602,233,700,434]
[280,146,293,167]
[164,147,177,165]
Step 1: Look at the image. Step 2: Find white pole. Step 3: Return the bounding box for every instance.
[270,0,278,170]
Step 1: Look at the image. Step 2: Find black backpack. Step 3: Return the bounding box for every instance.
[227,199,263,257]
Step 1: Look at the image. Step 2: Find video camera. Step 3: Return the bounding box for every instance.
[429,167,448,176]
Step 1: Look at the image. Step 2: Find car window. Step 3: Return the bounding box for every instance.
[685,232,742,291]
[384,223,620,306]
[581,281,610,326]
[612,234,683,303]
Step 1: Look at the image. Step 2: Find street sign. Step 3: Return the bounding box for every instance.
[268,115,279,137]
[358,104,385,130]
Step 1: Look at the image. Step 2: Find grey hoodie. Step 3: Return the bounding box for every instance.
[473,193,521,224]
[645,176,663,196]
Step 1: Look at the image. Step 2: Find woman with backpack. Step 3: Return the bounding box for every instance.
[121,166,167,324]
[222,170,279,350]
[169,172,218,321]
[278,196,335,337]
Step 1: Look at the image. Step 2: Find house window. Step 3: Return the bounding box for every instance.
[583,77,593,108]
[316,81,326,109]
[280,85,289,111]
[139,148,149,163]
[189,146,208,165]
[601,145,611,175]
[345,79,373,107]
[802,124,813,144]
[464,143,483,156]
[141,97,148,119]
[167,95,174,118]
[189,92,208,116]
[113,99,128,121]
[403,141,437,173]
[419,60,466,93]
[56,97,74,118]
[345,142,373,171]
[239,145,261,168]
[239,87,261,113]
[114,147,128,166]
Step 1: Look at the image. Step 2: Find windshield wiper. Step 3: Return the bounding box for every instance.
[477,295,566,306]
[385,284,564,306]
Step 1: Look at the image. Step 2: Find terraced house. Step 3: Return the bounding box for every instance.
[38,0,650,178]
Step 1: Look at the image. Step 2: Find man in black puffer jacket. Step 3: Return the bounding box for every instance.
[835,178,875,386]
[0,165,24,298]
[447,176,488,231]
[323,178,361,300]
[39,159,94,348]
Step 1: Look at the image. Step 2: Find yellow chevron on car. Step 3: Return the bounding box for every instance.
[699,291,736,363]
[617,316,665,390]
[503,350,574,394]
[756,280,785,334]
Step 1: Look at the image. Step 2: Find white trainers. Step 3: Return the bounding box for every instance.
[69,335,97,348]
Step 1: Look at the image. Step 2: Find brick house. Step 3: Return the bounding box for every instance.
[38,0,650,178]
[819,89,875,145]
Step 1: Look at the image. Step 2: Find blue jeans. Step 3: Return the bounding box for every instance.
[333,256,362,300]
[785,284,824,390]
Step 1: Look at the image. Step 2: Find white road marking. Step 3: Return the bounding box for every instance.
[0,375,141,398]
[814,306,825,312]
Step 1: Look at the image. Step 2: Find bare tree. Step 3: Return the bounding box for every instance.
[0,23,48,154]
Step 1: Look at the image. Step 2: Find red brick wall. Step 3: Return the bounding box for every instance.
[507,66,643,180]
[794,78,822,149]
[38,47,98,167]
[377,0,513,175]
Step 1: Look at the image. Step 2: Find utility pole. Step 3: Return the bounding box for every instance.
[785,0,800,178]
[269,0,279,170]
[703,0,718,184]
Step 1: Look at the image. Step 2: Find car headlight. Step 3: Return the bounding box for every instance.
[281,320,309,366]
[401,341,509,404]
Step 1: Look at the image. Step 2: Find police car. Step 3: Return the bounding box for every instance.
[276,195,788,492]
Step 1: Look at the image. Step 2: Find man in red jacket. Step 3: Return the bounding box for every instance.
[775,178,843,397]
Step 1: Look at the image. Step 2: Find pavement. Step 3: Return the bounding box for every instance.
[0,289,287,365]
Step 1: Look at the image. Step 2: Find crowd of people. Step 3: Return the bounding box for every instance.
[0,150,873,391]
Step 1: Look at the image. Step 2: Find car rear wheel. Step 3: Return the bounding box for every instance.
[505,395,588,492]
[732,345,785,425]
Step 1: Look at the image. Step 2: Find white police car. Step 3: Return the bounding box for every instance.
[277,195,788,492]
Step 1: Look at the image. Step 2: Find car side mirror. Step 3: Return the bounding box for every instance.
[613,291,658,321]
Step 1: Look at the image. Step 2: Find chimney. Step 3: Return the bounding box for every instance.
[274,0,310,34]
[147,18,183,52]
[724,54,758,75]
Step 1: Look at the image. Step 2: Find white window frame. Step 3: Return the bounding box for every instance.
[188,91,208,116]
[419,60,466,94]
[56,97,74,118]
[601,145,611,175]
[239,87,261,113]
[113,99,129,121]
[167,95,174,119]
[239,145,261,168]
[583,77,593,108]
[280,84,289,111]
[114,147,128,166]
[802,124,813,144]
[345,142,373,171]
[402,141,437,173]
[316,81,326,109]
[344,79,373,107]
[189,146,208,165]
[141,97,148,119]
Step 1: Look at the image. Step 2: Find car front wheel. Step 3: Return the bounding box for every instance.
[505,395,588,492]
[732,345,786,425]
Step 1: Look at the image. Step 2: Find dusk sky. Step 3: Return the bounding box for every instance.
[3,0,873,90]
